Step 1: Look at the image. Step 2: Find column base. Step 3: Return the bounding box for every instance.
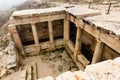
[64,39,70,47]
[21,49,25,55]
[74,50,80,61]
[50,42,55,49]
[35,45,41,53]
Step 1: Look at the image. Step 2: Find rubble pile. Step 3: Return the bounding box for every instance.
[0,33,19,78]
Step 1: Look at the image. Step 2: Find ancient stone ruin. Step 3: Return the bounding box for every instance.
[0,4,120,80]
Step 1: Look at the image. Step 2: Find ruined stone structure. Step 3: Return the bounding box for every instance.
[9,5,120,70]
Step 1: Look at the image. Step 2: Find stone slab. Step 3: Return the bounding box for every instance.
[2,70,26,80]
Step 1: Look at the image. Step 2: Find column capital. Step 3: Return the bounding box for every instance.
[66,12,70,20]
[31,22,36,25]
[75,24,79,28]
[96,38,102,43]
[48,19,53,22]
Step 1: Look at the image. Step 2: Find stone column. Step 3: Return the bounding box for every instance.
[31,23,40,51]
[92,39,104,64]
[74,26,83,60]
[48,20,55,48]
[8,25,25,54]
[64,16,69,45]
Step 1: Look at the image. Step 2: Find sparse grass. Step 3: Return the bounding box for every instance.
[39,50,47,55]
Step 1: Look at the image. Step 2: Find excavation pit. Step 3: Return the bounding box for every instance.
[21,48,78,78]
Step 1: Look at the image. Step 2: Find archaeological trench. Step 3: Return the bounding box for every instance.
[1,5,120,80]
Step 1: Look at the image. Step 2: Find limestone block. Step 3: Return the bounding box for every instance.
[73,71,91,80]
[0,51,7,77]
[0,51,4,56]
[0,53,7,67]
[113,57,120,66]
[4,41,14,53]
[24,64,32,80]
[38,76,54,80]
[7,55,17,69]
[56,71,76,80]
[0,68,7,77]
[85,59,120,80]
[7,33,12,41]
[78,54,90,67]
[2,70,26,80]
[28,62,37,80]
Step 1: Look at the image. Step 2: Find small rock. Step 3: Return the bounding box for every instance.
[58,65,63,72]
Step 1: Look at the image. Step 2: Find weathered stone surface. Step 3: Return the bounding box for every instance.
[38,76,54,80]
[85,58,120,80]
[0,41,19,78]
[24,64,32,80]
[0,51,7,77]
[56,71,76,80]
[0,68,7,77]
[2,70,26,80]
[113,57,120,66]
[73,71,90,80]
[78,54,90,66]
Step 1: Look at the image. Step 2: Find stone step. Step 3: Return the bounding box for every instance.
[24,62,37,80]
[37,76,54,80]
[24,64,32,80]
[78,54,90,67]
[30,62,37,80]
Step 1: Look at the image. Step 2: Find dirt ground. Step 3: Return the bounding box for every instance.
[21,49,78,78]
